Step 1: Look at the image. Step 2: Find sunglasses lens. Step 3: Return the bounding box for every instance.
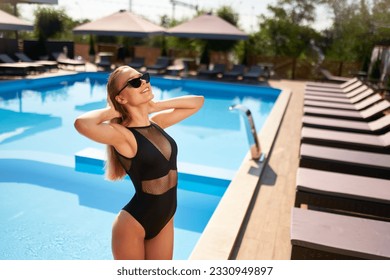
[128,78,142,88]
[127,73,150,88]
[142,73,150,83]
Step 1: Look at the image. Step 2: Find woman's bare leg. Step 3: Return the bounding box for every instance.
[145,217,174,260]
[111,210,146,260]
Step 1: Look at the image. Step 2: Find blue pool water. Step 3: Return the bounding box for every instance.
[0,73,280,259]
[0,158,228,260]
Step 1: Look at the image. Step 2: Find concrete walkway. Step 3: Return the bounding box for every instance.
[232,79,306,259]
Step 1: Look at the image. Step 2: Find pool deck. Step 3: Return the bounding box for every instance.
[232,79,305,260]
[6,63,306,260]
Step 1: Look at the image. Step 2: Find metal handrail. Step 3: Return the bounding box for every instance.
[229,104,263,161]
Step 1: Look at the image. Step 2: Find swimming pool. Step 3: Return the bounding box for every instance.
[0,73,280,259]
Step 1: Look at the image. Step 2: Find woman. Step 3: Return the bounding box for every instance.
[74,66,204,260]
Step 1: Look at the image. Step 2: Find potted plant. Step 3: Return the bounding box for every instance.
[89,35,96,63]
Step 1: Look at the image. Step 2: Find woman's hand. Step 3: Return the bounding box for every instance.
[74,98,124,144]
[107,97,122,119]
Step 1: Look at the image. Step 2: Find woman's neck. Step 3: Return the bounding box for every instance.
[122,104,150,127]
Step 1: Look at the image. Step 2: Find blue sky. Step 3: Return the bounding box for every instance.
[18,0,332,33]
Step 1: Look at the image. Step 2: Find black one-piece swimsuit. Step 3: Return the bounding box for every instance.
[115,122,178,240]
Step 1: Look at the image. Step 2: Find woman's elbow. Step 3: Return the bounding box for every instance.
[74,118,87,135]
[196,95,205,109]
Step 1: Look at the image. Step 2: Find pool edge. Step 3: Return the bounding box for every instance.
[189,86,292,260]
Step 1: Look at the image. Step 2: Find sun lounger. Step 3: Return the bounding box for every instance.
[304,88,375,104]
[305,82,364,95]
[302,126,390,153]
[242,65,266,81]
[303,99,390,122]
[304,94,382,111]
[305,83,368,97]
[223,64,245,80]
[302,114,390,135]
[291,207,390,259]
[96,55,112,71]
[57,58,86,70]
[14,52,58,71]
[305,78,363,93]
[306,77,359,89]
[0,53,45,73]
[295,168,390,219]
[306,77,361,90]
[318,68,351,84]
[128,57,145,69]
[165,59,186,76]
[51,52,86,71]
[198,63,226,78]
[147,57,170,73]
[0,63,31,76]
[299,143,390,179]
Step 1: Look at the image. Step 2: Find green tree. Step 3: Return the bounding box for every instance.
[34,7,66,40]
[275,0,324,25]
[371,0,390,45]
[322,0,370,61]
[254,0,321,58]
[217,6,239,26]
[34,7,69,56]
[321,0,390,62]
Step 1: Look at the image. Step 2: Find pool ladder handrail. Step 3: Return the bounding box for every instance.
[229,104,264,162]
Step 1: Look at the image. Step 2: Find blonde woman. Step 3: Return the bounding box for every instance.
[74,66,204,260]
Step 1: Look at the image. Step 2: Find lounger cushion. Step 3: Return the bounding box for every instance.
[302,114,390,134]
[128,57,145,68]
[305,81,363,94]
[304,93,380,111]
[305,84,368,97]
[291,208,390,259]
[296,168,390,204]
[303,100,389,121]
[301,127,389,153]
[306,77,359,88]
[319,69,351,83]
[299,143,390,179]
[304,89,375,104]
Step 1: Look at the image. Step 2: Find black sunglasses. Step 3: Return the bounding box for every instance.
[116,72,150,95]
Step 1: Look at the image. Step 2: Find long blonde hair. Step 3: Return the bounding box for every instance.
[104,66,132,181]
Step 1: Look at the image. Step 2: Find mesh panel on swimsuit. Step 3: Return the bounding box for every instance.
[135,126,172,161]
[141,169,177,195]
[116,153,132,171]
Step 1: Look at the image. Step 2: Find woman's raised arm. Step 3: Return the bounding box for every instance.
[74,105,123,145]
[149,95,204,128]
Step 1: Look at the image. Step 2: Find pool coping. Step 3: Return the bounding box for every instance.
[189,86,292,260]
